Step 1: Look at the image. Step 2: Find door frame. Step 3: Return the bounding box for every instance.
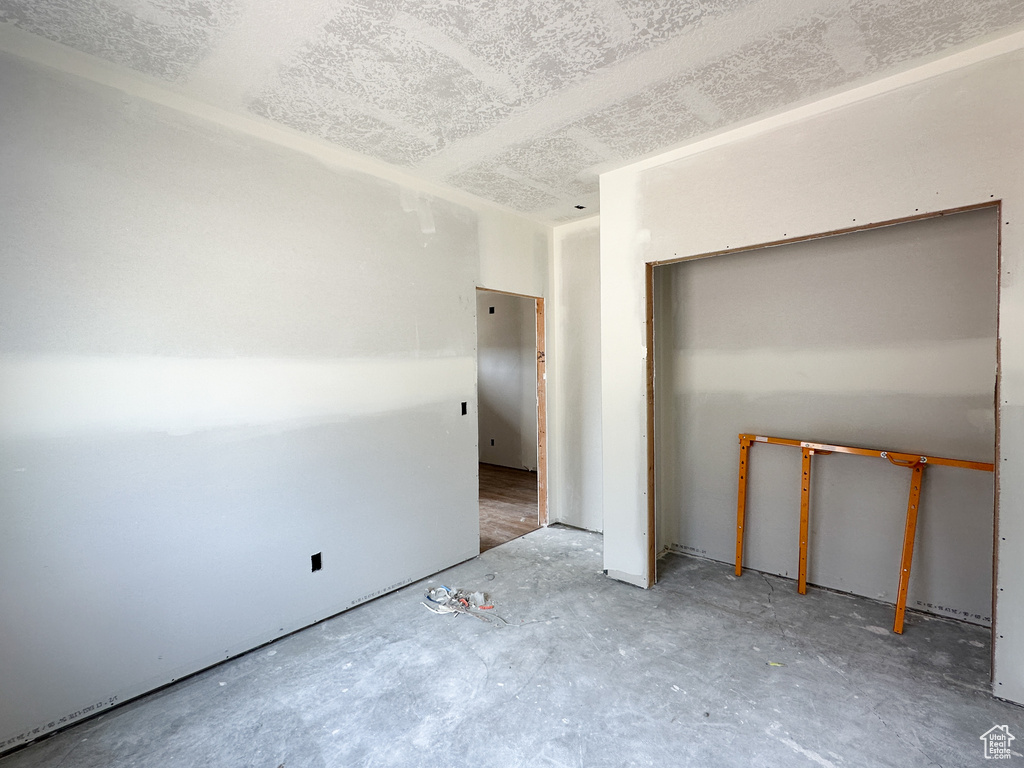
[476,287,548,526]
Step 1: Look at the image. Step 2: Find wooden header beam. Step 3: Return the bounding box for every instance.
[735,433,993,634]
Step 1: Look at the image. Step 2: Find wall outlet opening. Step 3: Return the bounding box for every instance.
[311,552,322,572]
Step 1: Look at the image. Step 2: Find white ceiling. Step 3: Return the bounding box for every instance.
[2,0,1022,223]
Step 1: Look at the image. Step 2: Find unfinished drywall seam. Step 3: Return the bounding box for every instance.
[647,202,1001,267]
[993,200,1004,679]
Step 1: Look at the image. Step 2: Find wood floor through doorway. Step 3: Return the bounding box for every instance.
[479,463,539,552]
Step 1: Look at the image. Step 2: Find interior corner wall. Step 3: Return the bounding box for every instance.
[599,45,1024,701]
[654,209,997,625]
[0,52,502,751]
[550,220,604,532]
[476,292,538,471]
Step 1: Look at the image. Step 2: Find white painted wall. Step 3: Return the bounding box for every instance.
[655,209,997,624]
[550,219,604,531]
[599,37,1024,702]
[477,292,538,471]
[0,53,546,751]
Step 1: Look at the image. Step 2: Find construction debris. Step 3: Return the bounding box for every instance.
[422,585,509,625]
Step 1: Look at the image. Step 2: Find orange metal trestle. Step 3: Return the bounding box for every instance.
[733,433,993,634]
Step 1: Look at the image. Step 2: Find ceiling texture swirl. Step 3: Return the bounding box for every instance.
[2,0,1022,222]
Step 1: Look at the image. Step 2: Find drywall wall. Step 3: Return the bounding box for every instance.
[0,52,545,751]
[655,209,997,623]
[478,209,550,299]
[477,291,538,470]
[550,219,603,532]
[599,38,1024,701]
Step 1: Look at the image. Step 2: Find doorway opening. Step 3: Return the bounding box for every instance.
[476,288,547,552]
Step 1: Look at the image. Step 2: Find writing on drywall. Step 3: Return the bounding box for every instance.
[914,600,991,624]
[676,544,708,556]
[2,696,118,751]
[343,576,419,611]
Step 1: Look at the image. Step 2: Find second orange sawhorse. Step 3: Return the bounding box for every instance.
[734,433,994,634]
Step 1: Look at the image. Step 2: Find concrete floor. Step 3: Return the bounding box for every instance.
[2,525,1020,767]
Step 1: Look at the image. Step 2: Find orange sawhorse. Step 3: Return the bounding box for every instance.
[734,433,994,634]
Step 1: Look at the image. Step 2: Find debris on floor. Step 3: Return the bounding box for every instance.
[422,585,508,625]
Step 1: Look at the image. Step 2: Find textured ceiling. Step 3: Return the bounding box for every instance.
[2,0,1022,223]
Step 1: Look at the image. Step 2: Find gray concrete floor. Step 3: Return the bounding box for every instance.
[2,525,1020,767]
